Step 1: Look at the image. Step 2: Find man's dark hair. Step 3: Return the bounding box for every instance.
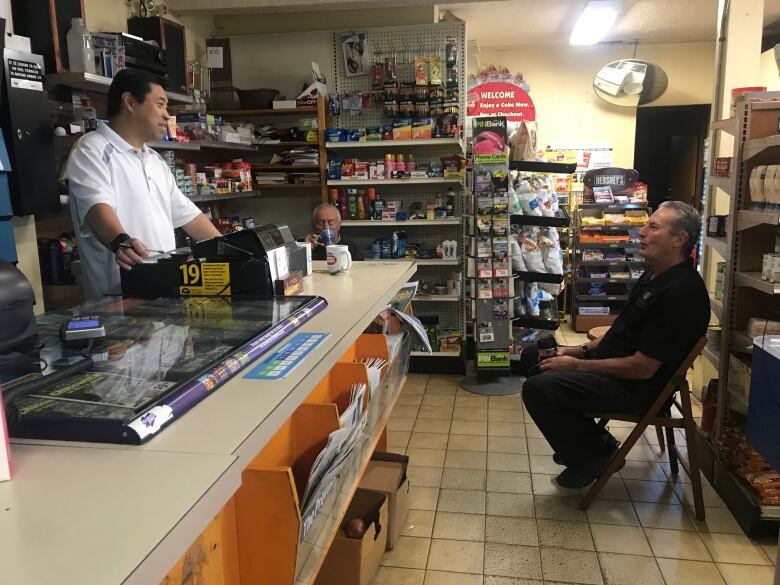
[106,68,165,118]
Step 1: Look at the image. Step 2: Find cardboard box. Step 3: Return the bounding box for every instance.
[315,489,388,585]
[358,452,410,550]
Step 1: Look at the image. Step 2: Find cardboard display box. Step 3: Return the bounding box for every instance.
[315,489,388,585]
[358,452,410,550]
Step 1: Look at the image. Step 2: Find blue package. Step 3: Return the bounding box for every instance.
[327,157,342,180]
[395,211,408,221]
[371,239,382,259]
[347,128,363,142]
[380,238,392,259]
[325,128,345,142]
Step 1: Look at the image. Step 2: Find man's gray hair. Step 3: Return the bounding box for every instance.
[659,200,701,256]
[311,203,339,227]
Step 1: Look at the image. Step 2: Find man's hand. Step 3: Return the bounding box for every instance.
[305,233,322,246]
[556,345,586,358]
[539,355,582,372]
[115,238,148,270]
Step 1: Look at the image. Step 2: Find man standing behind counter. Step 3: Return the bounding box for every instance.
[68,69,221,299]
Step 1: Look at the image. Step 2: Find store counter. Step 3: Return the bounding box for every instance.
[1,260,417,585]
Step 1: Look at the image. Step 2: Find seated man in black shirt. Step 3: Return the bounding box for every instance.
[303,203,361,261]
[517,201,710,488]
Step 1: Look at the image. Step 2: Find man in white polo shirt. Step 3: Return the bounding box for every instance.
[68,68,220,299]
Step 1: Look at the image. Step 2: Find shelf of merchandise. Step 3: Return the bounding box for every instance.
[698,98,780,535]
[413,258,460,266]
[578,242,640,249]
[578,277,639,284]
[255,140,317,147]
[190,191,262,204]
[209,106,318,116]
[512,316,560,331]
[46,71,193,103]
[411,351,461,357]
[578,259,648,267]
[576,294,630,301]
[341,218,461,226]
[326,138,463,149]
[413,295,460,302]
[147,140,257,152]
[509,161,577,174]
[704,235,729,257]
[254,183,322,189]
[326,177,462,186]
[252,164,320,171]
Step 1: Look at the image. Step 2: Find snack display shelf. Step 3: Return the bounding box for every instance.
[737,209,780,231]
[578,242,640,249]
[578,259,648,266]
[189,191,262,204]
[326,138,463,149]
[735,271,780,295]
[580,225,644,231]
[577,203,648,210]
[341,218,461,226]
[411,351,461,357]
[578,277,639,284]
[326,177,462,186]
[413,295,460,302]
[512,270,564,284]
[576,294,630,301]
[509,208,570,228]
[209,107,318,116]
[147,140,257,152]
[509,161,577,174]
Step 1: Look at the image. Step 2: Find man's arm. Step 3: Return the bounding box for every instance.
[557,333,605,358]
[181,213,221,241]
[84,203,147,270]
[540,351,661,380]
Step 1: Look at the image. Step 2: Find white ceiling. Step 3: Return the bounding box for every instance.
[441,0,780,48]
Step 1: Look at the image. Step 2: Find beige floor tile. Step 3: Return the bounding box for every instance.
[414,418,452,434]
[524,424,545,439]
[422,395,456,408]
[537,518,594,551]
[451,420,488,436]
[408,373,429,384]
[623,479,680,504]
[489,410,525,423]
[372,566,426,585]
[427,539,485,574]
[426,384,458,396]
[485,516,539,546]
[484,577,543,585]
[381,536,431,569]
[455,395,490,409]
[534,495,587,522]
[531,474,581,497]
[597,552,665,585]
[540,547,603,584]
[408,465,444,488]
[418,406,454,421]
[409,486,440,510]
[619,461,668,482]
[402,509,436,538]
[432,511,485,541]
[486,492,535,518]
[389,417,417,432]
[424,570,484,585]
[758,538,777,566]
[526,437,554,456]
[488,422,526,437]
[633,502,696,531]
[588,477,631,502]
[392,403,420,419]
[388,430,412,449]
[398,393,424,406]
[699,532,772,565]
[488,395,524,410]
[590,524,653,556]
[528,454,565,475]
[656,558,726,585]
[484,543,543,579]
[440,468,486,491]
[409,433,450,450]
[445,450,487,470]
[449,434,488,452]
[645,527,712,561]
[717,563,775,585]
[487,452,530,472]
[407,448,447,468]
[623,443,660,462]
[486,470,533,494]
[428,374,462,385]
[687,506,743,534]
[672,481,726,508]
[437,489,486,514]
[488,435,527,454]
[585,499,640,526]
[403,382,427,396]
[453,407,489,422]
[658,461,692,483]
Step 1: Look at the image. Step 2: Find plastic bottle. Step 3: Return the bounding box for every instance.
[384,154,395,180]
[395,154,406,173]
[398,231,407,258]
[367,187,377,219]
[66,18,96,74]
[407,154,416,172]
[446,187,455,216]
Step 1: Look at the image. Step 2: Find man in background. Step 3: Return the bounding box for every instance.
[304,203,361,261]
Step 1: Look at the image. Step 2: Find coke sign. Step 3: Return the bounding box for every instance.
[467,81,536,121]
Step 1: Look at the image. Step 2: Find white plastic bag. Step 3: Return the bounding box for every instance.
[518,179,542,216]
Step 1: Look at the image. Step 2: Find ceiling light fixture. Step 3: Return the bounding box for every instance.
[569,0,621,46]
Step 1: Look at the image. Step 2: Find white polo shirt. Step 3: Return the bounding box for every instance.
[68,122,201,299]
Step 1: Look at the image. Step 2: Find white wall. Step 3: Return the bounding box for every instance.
[760,47,780,90]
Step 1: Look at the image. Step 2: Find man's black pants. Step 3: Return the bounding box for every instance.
[514,345,659,464]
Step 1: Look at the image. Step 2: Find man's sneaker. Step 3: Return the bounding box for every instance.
[554,445,624,489]
[552,431,619,467]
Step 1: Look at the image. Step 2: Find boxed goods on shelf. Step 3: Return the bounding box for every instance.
[726,353,751,405]
[357,452,409,550]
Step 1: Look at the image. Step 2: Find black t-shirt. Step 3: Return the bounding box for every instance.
[310,238,362,261]
[594,260,710,389]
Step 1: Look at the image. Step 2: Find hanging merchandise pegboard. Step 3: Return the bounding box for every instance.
[327,22,467,372]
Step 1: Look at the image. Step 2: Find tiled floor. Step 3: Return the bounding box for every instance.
[371,327,778,585]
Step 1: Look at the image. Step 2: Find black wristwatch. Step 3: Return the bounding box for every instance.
[579,343,590,358]
[110,233,132,253]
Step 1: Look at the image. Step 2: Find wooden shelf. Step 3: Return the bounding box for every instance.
[210,107,318,117]
[46,72,193,104]
[326,138,463,149]
[327,177,462,186]
[737,209,780,231]
[189,191,262,204]
[711,117,738,135]
[704,235,729,257]
[734,271,780,295]
[253,183,322,189]
[147,140,256,152]
[341,218,461,226]
[709,294,724,320]
[743,134,780,160]
[252,164,320,171]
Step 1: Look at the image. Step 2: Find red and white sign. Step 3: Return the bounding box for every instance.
[467,81,536,121]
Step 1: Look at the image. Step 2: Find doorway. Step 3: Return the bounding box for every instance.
[633,105,711,211]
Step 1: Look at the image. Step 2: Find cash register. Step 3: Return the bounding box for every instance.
[121,222,310,299]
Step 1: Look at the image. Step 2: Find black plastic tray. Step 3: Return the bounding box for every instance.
[512,316,560,331]
[513,271,564,284]
[510,207,570,228]
[509,161,577,174]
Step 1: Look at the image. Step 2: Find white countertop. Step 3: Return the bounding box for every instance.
[4,261,416,585]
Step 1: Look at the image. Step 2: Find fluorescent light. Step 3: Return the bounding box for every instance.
[570,0,621,46]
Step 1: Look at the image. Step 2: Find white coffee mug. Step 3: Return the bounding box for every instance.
[326,244,352,274]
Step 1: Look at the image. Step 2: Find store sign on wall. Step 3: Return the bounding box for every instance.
[467,81,536,121]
